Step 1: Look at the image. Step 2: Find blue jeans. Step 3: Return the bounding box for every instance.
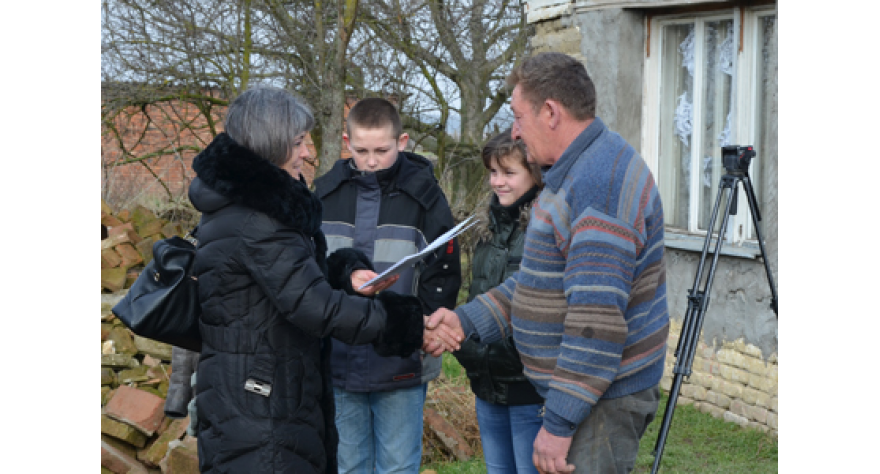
[333,384,427,474]
[475,397,543,474]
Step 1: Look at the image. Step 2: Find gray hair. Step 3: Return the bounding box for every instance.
[224,85,315,167]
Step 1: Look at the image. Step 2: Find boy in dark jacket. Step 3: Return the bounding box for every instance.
[314,98,461,474]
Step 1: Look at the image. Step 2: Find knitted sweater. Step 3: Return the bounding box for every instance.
[455,117,669,437]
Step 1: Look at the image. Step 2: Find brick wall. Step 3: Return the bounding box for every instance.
[661,319,779,436]
[102,100,223,206]
[101,96,363,208]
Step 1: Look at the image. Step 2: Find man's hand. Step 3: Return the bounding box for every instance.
[533,427,575,474]
[351,270,399,296]
[422,308,464,356]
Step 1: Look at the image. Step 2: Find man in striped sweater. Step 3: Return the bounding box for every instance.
[426,52,669,474]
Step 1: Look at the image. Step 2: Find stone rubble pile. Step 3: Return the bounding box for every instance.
[101,199,190,293]
[101,292,199,474]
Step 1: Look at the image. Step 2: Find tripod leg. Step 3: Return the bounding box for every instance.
[691,178,731,297]
[671,179,729,364]
[690,180,738,349]
[742,175,778,315]
[651,177,738,474]
[650,373,685,474]
[674,178,735,378]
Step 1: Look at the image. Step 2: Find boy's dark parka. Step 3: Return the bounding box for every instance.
[315,152,462,392]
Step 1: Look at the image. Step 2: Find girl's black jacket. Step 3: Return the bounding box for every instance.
[452,186,544,406]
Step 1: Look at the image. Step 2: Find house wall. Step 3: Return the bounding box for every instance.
[525,0,778,436]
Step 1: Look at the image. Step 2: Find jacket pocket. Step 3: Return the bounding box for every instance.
[226,353,272,419]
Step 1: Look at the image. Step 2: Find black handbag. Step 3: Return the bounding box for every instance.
[112,232,202,352]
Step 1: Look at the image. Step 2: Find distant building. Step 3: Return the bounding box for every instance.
[101,94,369,206]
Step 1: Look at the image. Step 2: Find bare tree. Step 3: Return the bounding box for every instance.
[359,0,529,204]
[102,0,251,205]
[260,0,359,176]
[361,0,527,144]
[102,0,528,212]
[102,0,361,204]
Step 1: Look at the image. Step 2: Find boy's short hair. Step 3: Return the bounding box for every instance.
[346,98,403,138]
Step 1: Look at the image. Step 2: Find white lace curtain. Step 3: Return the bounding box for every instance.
[673,22,735,187]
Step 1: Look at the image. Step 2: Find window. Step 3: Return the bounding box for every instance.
[643,7,777,245]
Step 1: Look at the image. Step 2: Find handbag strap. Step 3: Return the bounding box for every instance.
[184,226,199,247]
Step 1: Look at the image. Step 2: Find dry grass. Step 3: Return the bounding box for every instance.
[422,358,483,465]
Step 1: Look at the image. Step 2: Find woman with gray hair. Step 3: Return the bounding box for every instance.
[187,85,426,474]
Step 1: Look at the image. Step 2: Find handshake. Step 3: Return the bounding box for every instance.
[422,308,465,357]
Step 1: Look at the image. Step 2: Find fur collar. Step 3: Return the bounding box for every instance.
[191,132,323,237]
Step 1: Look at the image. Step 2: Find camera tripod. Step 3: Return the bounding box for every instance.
[650,146,778,474]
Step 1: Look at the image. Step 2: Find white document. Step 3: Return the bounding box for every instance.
[358,214,479,290]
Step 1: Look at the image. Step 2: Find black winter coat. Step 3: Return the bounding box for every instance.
[189,133,423,474]
[452,186,544,406]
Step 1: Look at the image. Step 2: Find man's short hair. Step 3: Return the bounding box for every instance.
[507,52,597,121]
[224,85,314,167]
[346,98,403,138]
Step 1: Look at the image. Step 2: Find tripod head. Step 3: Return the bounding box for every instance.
[722,145,756,175]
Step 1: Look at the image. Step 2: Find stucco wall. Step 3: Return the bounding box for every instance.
[527,11,644,149]
[574,9,645,150]
[665,248,778,357]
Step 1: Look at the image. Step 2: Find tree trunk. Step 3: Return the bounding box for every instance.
[317,85,346,178]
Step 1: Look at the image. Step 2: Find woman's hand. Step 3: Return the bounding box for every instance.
[351,270,399,296]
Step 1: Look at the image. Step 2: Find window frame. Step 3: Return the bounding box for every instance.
[642,5,777,246]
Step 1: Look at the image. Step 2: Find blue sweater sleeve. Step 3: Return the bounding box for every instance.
[454,273,519,344]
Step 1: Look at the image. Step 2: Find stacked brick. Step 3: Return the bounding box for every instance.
[660,319,779,437]
[101,294,199,474]
[101,200,189,293]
